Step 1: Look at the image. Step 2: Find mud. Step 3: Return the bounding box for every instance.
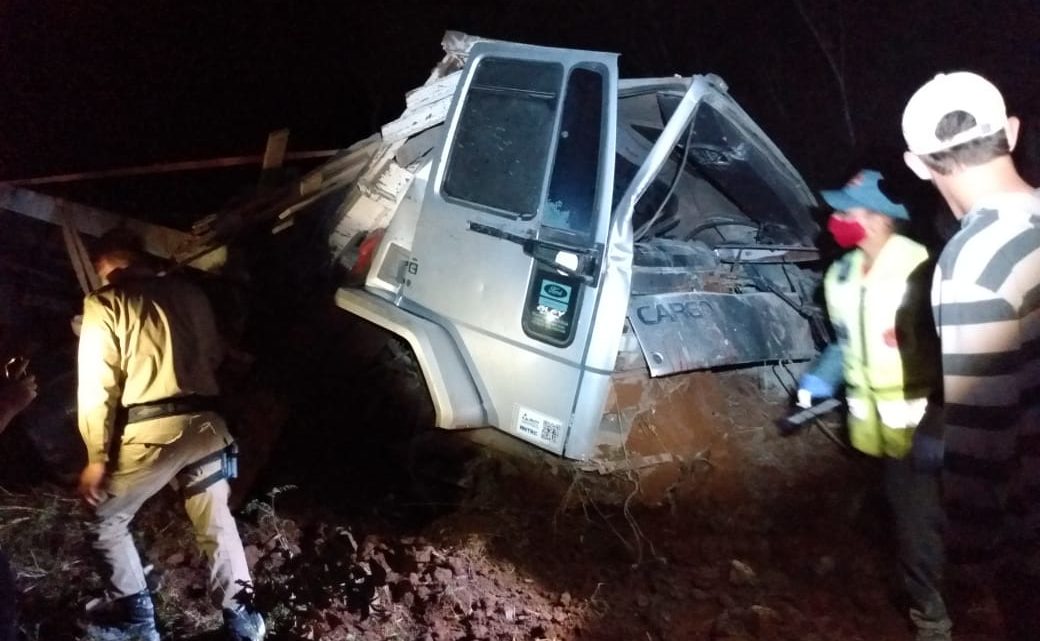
[597,365,836,507]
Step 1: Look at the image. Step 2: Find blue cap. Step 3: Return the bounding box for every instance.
[820,169,909,220]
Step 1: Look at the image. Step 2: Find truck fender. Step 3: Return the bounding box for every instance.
[334,287,486,429]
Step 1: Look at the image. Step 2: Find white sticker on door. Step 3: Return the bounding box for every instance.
[514,405,564,447]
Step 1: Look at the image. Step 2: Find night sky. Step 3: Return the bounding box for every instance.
[1,0,1038,215]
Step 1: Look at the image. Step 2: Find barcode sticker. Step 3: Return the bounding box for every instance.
[515,405,564,447]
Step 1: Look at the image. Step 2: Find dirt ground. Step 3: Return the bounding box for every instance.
[0,307,1011,641]
[0,404,1010,641]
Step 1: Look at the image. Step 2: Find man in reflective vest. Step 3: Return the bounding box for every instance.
[796,169,951,641]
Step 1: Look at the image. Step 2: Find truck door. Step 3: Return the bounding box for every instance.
[400,41,618,454]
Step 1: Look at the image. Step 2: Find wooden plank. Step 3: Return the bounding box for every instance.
[297,139,379,197]
[59,207,101,294]
[380,98,452,144]
[0,187,188,256]
[261,129,291,170]
[0,149,339,187]
[373,162,415,204]
[404,71,460,110]
[395,125,443,168]
[171,139,383,265]
[0,186,225,271]
[357,143,406,200]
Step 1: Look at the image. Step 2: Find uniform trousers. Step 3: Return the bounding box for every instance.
[88,411,251,610]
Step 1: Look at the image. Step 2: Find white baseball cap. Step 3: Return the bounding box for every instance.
[901,72,1008,155]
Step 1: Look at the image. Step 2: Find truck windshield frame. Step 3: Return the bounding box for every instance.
[442,57,563,218]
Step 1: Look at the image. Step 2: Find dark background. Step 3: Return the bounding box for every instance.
[0,0,1038,215]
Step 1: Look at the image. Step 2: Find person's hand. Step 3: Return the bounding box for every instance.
[4,357,29,381]
[911,431,944,473]
[796,373,835,409]
[7,375,37,412]
[78,463,108,506]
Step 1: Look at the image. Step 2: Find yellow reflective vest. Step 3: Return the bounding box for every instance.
[823,234,939,458]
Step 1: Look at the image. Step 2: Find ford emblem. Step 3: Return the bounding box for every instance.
[544,284,567,298]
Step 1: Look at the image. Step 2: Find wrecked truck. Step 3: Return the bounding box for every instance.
[0,32,828,498]
[0,32,825,495]
[297,32,827,489]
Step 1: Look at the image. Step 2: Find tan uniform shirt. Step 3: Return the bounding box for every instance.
[77,270,224,464]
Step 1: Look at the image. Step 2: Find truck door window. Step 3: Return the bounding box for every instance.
[542,66,605,243]
[521,66,606,347]
[442,58,563,218]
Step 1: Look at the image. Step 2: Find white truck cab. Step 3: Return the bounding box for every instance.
[332,36,821,467]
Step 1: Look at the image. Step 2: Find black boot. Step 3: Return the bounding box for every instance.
[84,591,161,641]
[223,604,265,641]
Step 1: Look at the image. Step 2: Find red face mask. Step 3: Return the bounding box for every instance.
[827,214,866,248]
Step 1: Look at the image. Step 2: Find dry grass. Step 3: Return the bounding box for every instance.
[0,484,235,640]
[0,485,98,640]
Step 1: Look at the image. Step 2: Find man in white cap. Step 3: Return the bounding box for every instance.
[902,71,1040,639]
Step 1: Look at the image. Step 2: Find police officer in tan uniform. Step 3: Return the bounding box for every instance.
[76,230,264,641]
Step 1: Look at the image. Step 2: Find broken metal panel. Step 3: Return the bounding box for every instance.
[675,90,818,240]
[325,141,421,265]
[370,162,416,204]
[627,291,815,376]
[714,245,819,263]
[614,77,819,250]
[580,77,713,379]
[629,239,718,295]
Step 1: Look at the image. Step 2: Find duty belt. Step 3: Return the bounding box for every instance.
[124,395,219,424]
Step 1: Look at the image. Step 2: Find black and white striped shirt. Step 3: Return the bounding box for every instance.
[932,189,1040,561]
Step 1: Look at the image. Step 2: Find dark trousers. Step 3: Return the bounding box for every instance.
[884,456,951,637]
